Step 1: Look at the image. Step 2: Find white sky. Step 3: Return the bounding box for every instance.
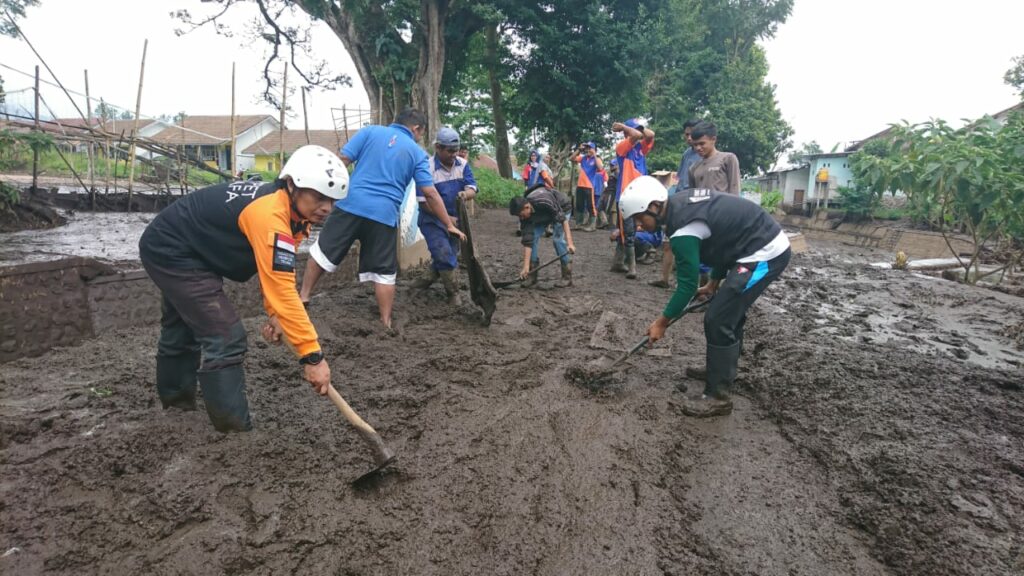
[1,0,1022,153]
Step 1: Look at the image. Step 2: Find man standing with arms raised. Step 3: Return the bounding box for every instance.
[300,108,465,330]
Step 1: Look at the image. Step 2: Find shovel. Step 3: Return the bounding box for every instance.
[567,298,712,389]
[492,253,568,289]
[276,326,396,485]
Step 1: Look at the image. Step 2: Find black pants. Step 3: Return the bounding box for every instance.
[704,249,791,347]
[141,260,248,370]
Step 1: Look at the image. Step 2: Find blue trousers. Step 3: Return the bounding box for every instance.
[420,220,460,271]
[528,221,571,266]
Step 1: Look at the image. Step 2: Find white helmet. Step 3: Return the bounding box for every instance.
[619,175,668,219]
[279,145,349,200]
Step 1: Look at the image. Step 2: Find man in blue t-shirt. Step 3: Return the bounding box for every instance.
[299,108,465,330]
[412,127,478,305]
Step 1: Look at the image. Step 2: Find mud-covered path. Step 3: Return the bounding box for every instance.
[2,208,1021,575]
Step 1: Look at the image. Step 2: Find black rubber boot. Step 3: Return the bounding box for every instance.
[156,352,200,410]
[610,243,627,273]
[198,364,253,432]
[625,246,638,279]
[555,262,573,288]
[705,342,741,399]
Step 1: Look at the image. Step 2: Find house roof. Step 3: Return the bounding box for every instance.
[992,101,1024,122]
[802,152,852,160]
[149,115,277,145]
[241,129,356,156]
[97,118,158,137]
[846,126,894,151]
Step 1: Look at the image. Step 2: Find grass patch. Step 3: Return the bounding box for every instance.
[473,166,522,208]
[873,207,906,220]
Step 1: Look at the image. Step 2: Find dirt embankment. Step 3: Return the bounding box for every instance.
[1,208,1021,575]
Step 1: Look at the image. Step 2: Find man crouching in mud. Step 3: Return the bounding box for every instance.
[139,145,344,432]
[509,184,576,288]
[619,176,791,417]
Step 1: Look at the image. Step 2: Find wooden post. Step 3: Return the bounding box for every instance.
[84,69,96,209]
[102,98,112,194]
[301,86,310,145]
[32,65,40,194]
[127,39,148,212]
[342,104,349,145]
[278,63,288,171]
[230,62,237,179]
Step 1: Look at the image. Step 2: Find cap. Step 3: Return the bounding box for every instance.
[434,126,460,147]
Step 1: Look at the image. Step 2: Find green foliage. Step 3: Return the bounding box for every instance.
[646,0,793,174]
[0,73,5,105]
[1005,55,1024,98]
[760,190,782,213]
[786,141,822,167]
[835,183,880,219]
[472,166,522,208]
[852,113,1024,282]
[1,0,39,37]
[0,180,19,211]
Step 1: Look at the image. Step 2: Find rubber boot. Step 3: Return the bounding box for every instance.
[625,246,638,279]
[680,342,739,418]
[521,262,539,288]
[156,351,200,410]
[440,269,462,305]
[610,243,627,273]
[411,268,439,289]
[198,364,253,432]
[597,211,608,229]
[555,262,574,288]
[583,214,597,232]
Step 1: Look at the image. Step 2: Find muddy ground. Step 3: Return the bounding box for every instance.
[1,208,1022,575]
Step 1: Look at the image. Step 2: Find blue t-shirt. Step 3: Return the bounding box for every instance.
[418,156,477,226]
[676,147,700,189]
[338,123,433,227]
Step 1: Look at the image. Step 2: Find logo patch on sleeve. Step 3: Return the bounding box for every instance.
[271,232,297,272]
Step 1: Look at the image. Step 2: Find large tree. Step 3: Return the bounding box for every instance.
[1006,55,1024,99]
[0,0,39,36]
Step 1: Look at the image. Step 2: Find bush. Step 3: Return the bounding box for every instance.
[836,184,881,219]
[760,190,782,213]
[473,166,523,208]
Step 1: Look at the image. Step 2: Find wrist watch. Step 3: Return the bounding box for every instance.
[299,351,324,366]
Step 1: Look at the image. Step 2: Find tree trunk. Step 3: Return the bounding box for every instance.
[411,0,448,145]
[486,25,512,178]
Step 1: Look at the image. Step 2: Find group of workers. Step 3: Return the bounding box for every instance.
[139,106,788,433]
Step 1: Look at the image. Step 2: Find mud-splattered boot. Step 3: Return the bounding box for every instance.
[597,211,608,229]
[583,214,597,232]
[555,262,574,288]
[440,270,462,306]
[156,351,200,410]
[680,342,740,418]
[411,268,439,290]
[521,262,539,288]
[610,243,627,273]
[625,246,638,280]
[198,364,253,432]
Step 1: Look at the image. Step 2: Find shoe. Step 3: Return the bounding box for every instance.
[521,262,539,288]
[198,365,253,432]
[684,366,706,380]
[583,214,596,232]
[411,268,439,289]
[625,246,638,279]
[554,262,573,288]
[648,279,670,289]
[679,393,734,418]
[610,243,627,273]
[440,270,462,305]
[640,251,657,265]
[156,351,200,410]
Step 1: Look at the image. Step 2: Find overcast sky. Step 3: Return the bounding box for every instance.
[2,0,1021,155]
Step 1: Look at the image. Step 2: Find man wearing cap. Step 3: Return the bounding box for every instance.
[572,142,604,232]
[412,127,478,305]
[138,145,346,432]
[299,108,465,330]
[611,118,655,279]
[620,176,791,418]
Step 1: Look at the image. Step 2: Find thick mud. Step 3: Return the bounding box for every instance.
[1,208,1022,575]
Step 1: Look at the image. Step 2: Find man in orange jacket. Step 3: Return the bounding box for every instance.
[139,145,346,432]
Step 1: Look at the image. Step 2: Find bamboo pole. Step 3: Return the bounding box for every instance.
[342,104,349,145]
[301,86,310,145]
[84,69,96,209]
[32,65,40,193]
[230,62,237,179]
[278,63,288,170]
[127,39,148,211]
[102,99,112,193]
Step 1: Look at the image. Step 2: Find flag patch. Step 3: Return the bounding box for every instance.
[272,233,297,272]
